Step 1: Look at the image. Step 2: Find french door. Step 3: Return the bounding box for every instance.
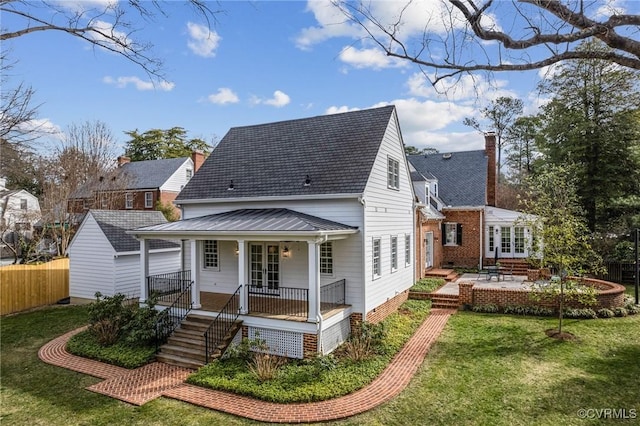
[249,243,280,290]
[425,231,434,269]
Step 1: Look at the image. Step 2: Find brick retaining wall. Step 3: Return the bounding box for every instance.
[458,277,626,311]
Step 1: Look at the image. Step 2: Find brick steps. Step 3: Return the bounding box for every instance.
[485,259,530,276]
[157,314,242,369]
[429,293,459,309]
[424,268,459,282]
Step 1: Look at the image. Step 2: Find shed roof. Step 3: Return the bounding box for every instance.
[176,106,396,201]
[88,210,179,253]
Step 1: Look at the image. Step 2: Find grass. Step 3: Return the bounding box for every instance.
[2,304,639,425]
[410,277,445,293]
[187,299,431,402]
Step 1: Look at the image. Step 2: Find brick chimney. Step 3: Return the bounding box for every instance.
[117,156,131,167]
[191,150,205,172]
[485,132,497,207]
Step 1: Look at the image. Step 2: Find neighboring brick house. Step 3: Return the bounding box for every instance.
[409,133,534,272]
[68,151,205,219]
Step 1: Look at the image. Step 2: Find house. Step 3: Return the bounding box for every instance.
[67,151,205,219]
[68,210,181,303]
[408,133,535,274]
[129,105,415,363]
[0,177,42,258]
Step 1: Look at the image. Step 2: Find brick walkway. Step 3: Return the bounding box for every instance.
[39,308,455,423]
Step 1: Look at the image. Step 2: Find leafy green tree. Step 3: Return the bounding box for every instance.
[463,96,523,183]
[123,127,212,161]
[537,41,640,232]
[520,165,601,335]
[404,146,438,155]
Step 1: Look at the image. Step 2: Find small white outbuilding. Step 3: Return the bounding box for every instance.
[68,210,181,303]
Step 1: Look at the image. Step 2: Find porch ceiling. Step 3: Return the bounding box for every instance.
[127,208,359,241]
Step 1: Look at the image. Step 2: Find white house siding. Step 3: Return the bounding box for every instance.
[159,159,194,192]
[362,114,415,318]
[1,190,41,228]
[69,214,116,300]
[114,249,181,296]
[199,240,239,293]
[181,198,365,312]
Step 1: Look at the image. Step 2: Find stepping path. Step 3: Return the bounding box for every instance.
[39,308,455,423]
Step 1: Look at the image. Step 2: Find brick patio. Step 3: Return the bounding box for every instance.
[39,308,455,423]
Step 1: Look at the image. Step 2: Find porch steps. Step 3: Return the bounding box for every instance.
[429,293,460,309]
[486,259,530,276]
[156,314,243,370]
[424,268,459,282]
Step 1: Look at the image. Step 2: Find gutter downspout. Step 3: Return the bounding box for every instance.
[315,234,329,356]
[479,209,484,269]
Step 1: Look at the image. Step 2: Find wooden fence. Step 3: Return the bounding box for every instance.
[591,261,637,284]
[0,258,69,316]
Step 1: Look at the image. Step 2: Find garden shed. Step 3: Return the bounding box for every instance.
[68,210,181,303]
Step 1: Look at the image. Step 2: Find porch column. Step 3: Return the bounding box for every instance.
[307,240,321,323]
[237,240,248,314]
[139,238,149,303]
[190,239,201,308]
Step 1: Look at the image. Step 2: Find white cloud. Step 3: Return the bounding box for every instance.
[207,88,239,105]
[295,0,362,50]
[338,46,408,70]
[103,76,175,91]
[252,90,291,108]
[187,22,221,58]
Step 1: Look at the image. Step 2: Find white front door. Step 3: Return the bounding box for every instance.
[249,243,280,289]
[425,232,434,269]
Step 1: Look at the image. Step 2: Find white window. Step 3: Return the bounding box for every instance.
[144,192,153,208]
[387,156,399,190]
[515,227,526,254]
[391,236,398,272]
[20,199,27,210]
[186,169,193,180]
[320,242,333,275]
[125,193,133,209]
[373,238,381,279]
[203,240,219,269]
[488,225,495,252]
[425,184,430,201]
[444,223,461,246]
[501,226,511,253]
[405,234,411,266]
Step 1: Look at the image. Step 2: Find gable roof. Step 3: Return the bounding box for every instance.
[407,150,487,207]
[131,208,358,236]
[70,157,190,198]
[176,106,397,201]
[87,210,179,253]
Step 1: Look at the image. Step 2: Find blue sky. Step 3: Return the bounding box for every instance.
[3,0,637,154]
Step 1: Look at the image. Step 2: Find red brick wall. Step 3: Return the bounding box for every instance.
[416,213,444,277]
[485,133,497,207]
[303,333,318,357]
[159,191,182,218]
[441,209,482,268]
[461,277,626,310]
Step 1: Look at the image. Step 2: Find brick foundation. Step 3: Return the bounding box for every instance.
[303,333,318,357]
[365,290,410,324]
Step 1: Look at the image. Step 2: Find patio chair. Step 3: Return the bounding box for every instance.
[477,265,489,280]
[500,264,514,281]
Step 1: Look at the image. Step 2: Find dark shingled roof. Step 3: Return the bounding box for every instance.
[70,157,190,198]
[133,208,358,234]
[88,210,179,253]
[407,150,488,207]
[176,106,396,201]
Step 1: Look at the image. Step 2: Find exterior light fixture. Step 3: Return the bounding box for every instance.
[304,175,311,186]
[228,180,234,190]
[282,246,291,258]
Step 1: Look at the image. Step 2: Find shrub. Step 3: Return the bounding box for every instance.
[472,304,499,313]
[613,307,628,317]
[249,352,287,381]
[121,296,165,347]
[563,308,598,319]
[341,321,386,362]
[87,293,134,345]
[597,308,615,318]
[625,304,640,315]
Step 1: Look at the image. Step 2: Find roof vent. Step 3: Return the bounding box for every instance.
[227,180,234,191]
[304,175,311,186]
[442,153,452,160]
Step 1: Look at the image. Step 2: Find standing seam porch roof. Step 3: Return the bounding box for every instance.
[130,208,358,235]
[176,106,396,201]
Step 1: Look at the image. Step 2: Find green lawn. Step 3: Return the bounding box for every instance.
[2,305,639,425]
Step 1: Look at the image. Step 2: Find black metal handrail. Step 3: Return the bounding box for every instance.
[247,284,309,318]
[154,280,193,351]
[321,279,346,311]
[204,286,241,363]
[147,270,191,303]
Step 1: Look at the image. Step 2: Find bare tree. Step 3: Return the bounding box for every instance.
[1,0,221,79]
[39,121,128,256]
[336,0,640,85]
